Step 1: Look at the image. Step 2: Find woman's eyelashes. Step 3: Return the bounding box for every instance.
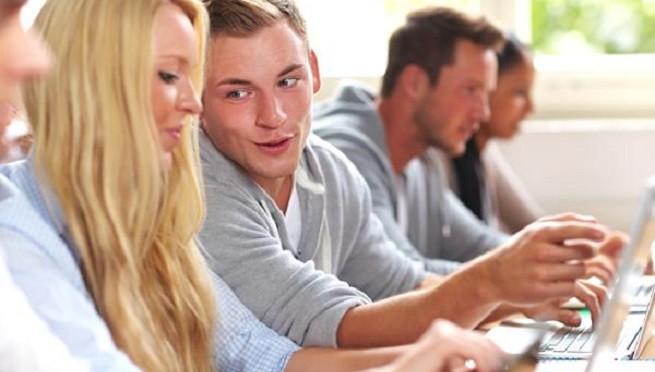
[158,71,179,84]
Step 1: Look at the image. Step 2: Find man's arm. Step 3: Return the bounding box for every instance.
[363,320,505,372]
[200,179,369,348]
[213,272,414,372]
[285,347,405,372]
[335,218,604,348]
[289,321,505,372]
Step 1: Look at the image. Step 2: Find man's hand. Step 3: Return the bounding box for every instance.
[522,279,607,327]
[479,213,606,306]
[583,231,628,284]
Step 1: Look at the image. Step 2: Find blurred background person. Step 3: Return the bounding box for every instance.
[439,34,543,234]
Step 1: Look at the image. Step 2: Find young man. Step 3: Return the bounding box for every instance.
[199,0,607,350]
[313,7,620,282]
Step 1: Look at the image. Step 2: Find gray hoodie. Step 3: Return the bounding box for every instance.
[313,81,508,274]
[199,130,426,348]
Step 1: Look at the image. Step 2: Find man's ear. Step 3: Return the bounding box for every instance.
[397,64,429,102]
[309,49,322,94]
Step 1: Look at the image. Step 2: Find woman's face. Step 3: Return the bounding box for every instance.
[481,52,535,140]
[150,3,201,167]
[0,0,50,121]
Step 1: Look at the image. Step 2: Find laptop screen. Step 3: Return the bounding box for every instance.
[586,177,655,370]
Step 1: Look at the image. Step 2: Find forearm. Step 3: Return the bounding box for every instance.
[336,260,501,348]
[285,346,406,372]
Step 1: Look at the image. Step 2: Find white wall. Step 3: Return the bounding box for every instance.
[316,79,655,233]
[497,120,655,232]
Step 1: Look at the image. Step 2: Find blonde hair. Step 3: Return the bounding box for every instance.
[23,0,215,371]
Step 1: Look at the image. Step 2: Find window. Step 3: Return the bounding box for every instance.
[23,0,655,119]
[524,0,655,119]
[532,0,655,55]
[300,0,655,118]
[295,0,477,77]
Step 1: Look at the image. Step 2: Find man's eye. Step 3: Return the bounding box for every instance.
[227,90,248,99]
[279,77,299,88]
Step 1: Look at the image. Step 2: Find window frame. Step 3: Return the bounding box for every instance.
[484,0,655,119]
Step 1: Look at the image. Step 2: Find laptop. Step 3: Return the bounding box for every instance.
[585,176,655,368]
[488,176,655,363]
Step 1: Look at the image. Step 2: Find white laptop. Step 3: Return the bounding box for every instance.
[585,176,655,368]
[489,176,655,365]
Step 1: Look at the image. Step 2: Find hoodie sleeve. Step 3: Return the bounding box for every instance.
[316,125,463,275]
[200,169,370,348]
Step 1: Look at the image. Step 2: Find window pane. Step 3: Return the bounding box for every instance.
[532,0,655,55]
[296,0,478,77]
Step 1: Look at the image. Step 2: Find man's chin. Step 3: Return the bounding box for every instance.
[438,143,466,158]
[451,146,466,157]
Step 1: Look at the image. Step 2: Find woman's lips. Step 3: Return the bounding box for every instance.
[165,124,184,141]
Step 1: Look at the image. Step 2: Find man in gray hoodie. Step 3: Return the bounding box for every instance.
[199,0,608,350]
[313,8,620,280]
[312,8,509,276]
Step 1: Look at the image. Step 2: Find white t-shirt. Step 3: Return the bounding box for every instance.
[394,174,408,235]
[284,182,302,255]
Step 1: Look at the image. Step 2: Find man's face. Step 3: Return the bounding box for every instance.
[414,39,497,156]
[202,21,320,191]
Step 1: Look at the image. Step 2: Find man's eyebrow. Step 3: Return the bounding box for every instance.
[214,78,252,87]
[213,64,305,87]
[277,64,304,78]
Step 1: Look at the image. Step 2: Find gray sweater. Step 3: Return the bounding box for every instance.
[199,130,426,348]
[313,81,508,274]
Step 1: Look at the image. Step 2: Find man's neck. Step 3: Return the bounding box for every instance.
[253,174,294,214]
[475,130,490,152]
[377,98,426,175]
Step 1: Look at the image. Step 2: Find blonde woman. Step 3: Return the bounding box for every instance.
[1,0,217,370]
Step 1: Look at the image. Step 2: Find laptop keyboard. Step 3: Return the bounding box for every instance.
[634,282,655,303]
[540,322,642,355]
[540,327,595,353]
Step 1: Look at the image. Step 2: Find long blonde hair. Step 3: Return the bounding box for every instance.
[23,0,215,370]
